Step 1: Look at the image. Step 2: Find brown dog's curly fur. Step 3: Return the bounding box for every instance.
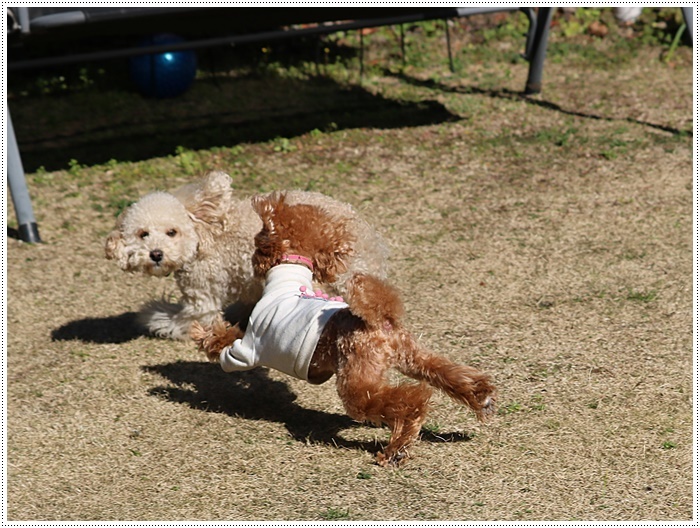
[192,192,496,466]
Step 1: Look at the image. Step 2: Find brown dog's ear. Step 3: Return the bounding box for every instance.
[313,218,355,283]
[251,191,287,229]
[314,241,353,283]
[252,235,283,278]
[251,192,289,277]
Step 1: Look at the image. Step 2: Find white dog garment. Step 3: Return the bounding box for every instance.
[220,264,348,380]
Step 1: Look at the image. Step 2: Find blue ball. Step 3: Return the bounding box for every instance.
[129,34,197,98]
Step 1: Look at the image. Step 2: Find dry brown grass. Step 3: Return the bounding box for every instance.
[6,23,693,520]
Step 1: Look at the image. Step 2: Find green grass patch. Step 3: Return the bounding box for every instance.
[320,508,351,521]
[626,289,658,303]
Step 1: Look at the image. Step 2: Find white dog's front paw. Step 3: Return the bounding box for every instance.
[138,300,189,340]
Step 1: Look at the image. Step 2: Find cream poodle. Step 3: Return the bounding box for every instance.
[105,171,389,340]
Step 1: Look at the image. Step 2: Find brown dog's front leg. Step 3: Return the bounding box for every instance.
[190,320,244,362]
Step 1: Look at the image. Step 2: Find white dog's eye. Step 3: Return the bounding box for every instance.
[166,229,178,237]
[138,230,149,239]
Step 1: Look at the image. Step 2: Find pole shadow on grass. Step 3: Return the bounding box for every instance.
[383,68,692,137]
[144,361,476,456]
[7,227,22,241]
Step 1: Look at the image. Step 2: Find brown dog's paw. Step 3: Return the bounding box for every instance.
[190,320,243,362]
[478,395,497,419]
[376,448,410,468]
[474,387,497,421]
[189,321,208,344]
[190,321,219,362]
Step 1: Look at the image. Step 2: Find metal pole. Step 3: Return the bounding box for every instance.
[520,7,537,60]
[359,28,364,82]
[6,105,41,243]
[524,7,554,95]
[9,9,469,71]
[17,6,31,34]
[681,7,693,43]
[445,19,454,73]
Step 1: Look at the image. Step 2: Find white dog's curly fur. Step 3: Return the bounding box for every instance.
[105,171,389,340]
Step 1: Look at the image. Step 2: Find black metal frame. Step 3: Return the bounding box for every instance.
[0,6,601,242]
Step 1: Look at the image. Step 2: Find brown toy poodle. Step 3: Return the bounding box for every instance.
[191,192,496,466]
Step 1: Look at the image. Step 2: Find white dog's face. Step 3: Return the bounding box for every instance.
[105,192,199,276]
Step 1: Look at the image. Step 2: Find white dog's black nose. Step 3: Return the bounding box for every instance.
[150,249,164,263]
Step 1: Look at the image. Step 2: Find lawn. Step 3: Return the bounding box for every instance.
[6,8,694,521]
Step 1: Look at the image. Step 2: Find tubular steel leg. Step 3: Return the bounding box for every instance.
[359,28,365,81]
[400,24,406,68]
[682,7,693,43]
[7,105,41,243]
[524,7,554,95]
[520,7,537,60]
[17,6,30,34]
[445,18,454,73]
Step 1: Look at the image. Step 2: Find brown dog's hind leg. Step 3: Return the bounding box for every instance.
[336,353,432,466]
[373,383,433,466]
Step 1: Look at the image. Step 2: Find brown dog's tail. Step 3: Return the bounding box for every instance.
[344,273,405,330]
[395,330,497,421]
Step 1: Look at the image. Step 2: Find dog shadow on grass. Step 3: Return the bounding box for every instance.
[51,312,146,344]
[50,302,254,345]
[143,361,475,456]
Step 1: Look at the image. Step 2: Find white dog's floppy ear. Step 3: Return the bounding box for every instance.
[104,204,134,269]
[185,171,233,226]
[104,228,128,268]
